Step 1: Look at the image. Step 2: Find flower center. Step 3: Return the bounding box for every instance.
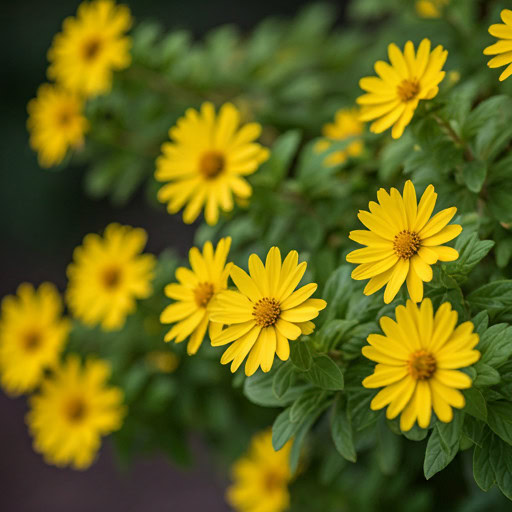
[102,266,122,290]
[263,470,284,493]
[57,109,73,127]
[82,38,102,61]
[64,397,88,423]
[408,350,437,380]
[199,151,225,179]
[194,282,215,308]
[23,331,42,352]
[397,79,420,102]
[393,230,421,259]
[253,297,281,327]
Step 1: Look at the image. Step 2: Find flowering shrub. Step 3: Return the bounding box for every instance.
[5,0,512,510]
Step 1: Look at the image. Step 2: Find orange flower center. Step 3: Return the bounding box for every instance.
[397,79,420,102]
[263,470,284,492]
[393,230,421,259]
[57,108,74,127]
[194,282,215,308]
[102,266,122,290]
[23,330,42,352]
[64,396,88,423]
[408,350,437,380]
[199,151,225,179]
[82,37,103,61]
[253,297,281,327]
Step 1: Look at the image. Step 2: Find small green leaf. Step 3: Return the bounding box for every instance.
[462,160,487,193]
[478,324,512,368]
[290,340,313,371]
[473,431,495,492]
[487,402,512,446]
[463,388,488,422]
[468,281,512,317]
[272,362,295,399]
[424,425,459,480]
[330,396,356,463]
[289,390,325,423]
[474,362,501,387]
[306,355,344,390]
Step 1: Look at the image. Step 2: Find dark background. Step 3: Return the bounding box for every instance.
[0,1,346,511]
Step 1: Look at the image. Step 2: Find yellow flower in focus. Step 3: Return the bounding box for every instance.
[210,247,326,376]
[315,108,364,166]
[27,355,125,469]
[347,181,461,304]
[227,430,292,512]
[0,283,70,396]
[415,0,448,19]
[160,237,232,355]
[66,223,156,331]
[362,299,480,431]
[27,84,88,168]
[47,0,132,97]
[357,39,448,139]
[155,102,270,226]
[483,9,512,82]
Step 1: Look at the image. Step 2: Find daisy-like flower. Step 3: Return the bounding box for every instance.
[483,9,512,82]
[160,237,232,355]
[346,181,461,304]
[227,430,293,512]
[155,102,270,226]
[0,283,70,396]
[27,355,125,469]
[415,0,448,19]
[27,84,88,168]
[209,247,327,376]
[66,223,156,331]
[314,108,364,166]
[357,39,448,139]
[362,299,480,431]
[47,0,132,98]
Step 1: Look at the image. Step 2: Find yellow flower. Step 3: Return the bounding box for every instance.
[483,9,512,82]
[47,0,132,97]
[210,247,327,376]
[27,84,88,168]
[415,0,448,19]
[357,39,448,139]
[314,108,364,166]
[347,181,461,304]
[0,283,70,396]
[155,102,270,226]
[362,299,480,431]
[160,237,232,355]
[227,430,292,512]
[27,355,125,469]
[145,350,179,373]
[66,223,156,331]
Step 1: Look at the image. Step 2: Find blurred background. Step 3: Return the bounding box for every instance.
[0,1,347,510]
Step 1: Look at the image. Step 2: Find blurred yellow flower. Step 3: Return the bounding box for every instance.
[47,0,132,97]
[362,299,480,431]
[161,237,232,355]
[483,9,512,82]
[415,0,448,19]
[347,180,461,304]
[0,283,70,396]
[314,108,364,166]
[227,430,292,512]
[66,223,156,331]
[155,102,269,226]
[210,247,326,376]
[145,351,180,373]
[357,39,448,139]
[27,84,88,168]
[27,355,125,469]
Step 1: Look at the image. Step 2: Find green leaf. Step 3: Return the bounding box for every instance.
[474,362,501,387]
[272,361,295,399]
[463,388,488,422]
[468,281,512,317]
[244,370,310,407]
[272,408,297,451]
[436,411,464,453]
[376,418,401,475]
[445,233,494,280]
[330,396,356,463]
[473,431,495,492]
[424,425,460,480]
[487,402,512,446]
[472,311,489,337]
[402,424,429,441]
[489,434,512,500]
[318,319,358,351]
[478,324,512,368]
[305,355,344,390]
[290,339,313,371]
[289,390,325,423]
[322,265,354,323]
[462,160,487,193]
